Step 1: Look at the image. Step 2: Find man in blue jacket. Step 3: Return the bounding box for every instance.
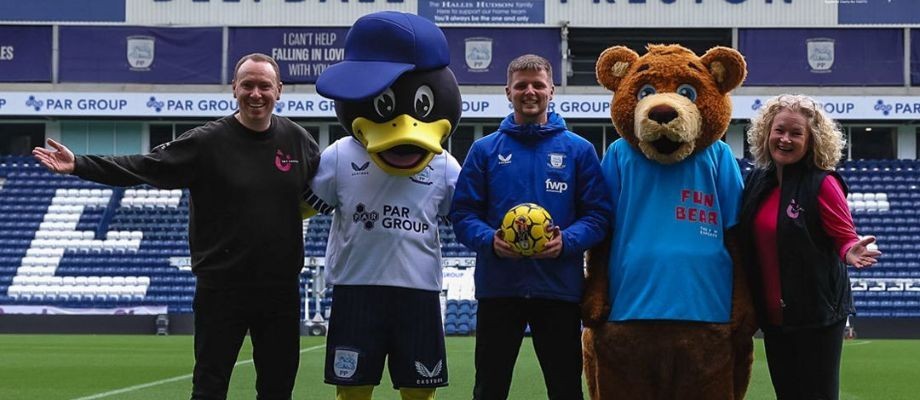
[450,54,610,400]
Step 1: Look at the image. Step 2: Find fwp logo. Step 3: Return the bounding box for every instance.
[545,179,568,193]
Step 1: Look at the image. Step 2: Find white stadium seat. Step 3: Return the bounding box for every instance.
[878,200,890,212]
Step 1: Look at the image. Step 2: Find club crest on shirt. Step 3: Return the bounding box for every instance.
[548,153,566,169]
[410,165,434,185]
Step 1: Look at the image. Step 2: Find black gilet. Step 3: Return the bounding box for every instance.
[740,161,854,330]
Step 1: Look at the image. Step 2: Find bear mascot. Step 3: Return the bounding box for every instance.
[581,44,758,400]
[305,11,462,400]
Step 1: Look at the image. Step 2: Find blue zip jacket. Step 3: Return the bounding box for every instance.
[450,112,611,302]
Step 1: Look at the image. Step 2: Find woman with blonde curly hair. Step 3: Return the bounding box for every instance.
[739,94,880,400]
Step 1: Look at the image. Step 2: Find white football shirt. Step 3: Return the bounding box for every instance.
[308,137,460,291]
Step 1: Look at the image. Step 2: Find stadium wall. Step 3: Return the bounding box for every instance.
[0,314,194,335]
[2,314,919,339]
[849,317,920,339]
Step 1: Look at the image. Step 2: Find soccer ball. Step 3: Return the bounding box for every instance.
[499,203,555,256]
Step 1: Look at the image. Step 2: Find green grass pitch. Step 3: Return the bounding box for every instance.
[0,335,918,399]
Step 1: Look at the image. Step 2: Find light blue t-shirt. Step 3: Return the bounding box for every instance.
[601,139,743,323]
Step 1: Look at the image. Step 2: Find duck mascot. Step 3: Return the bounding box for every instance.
[304,11,462,400]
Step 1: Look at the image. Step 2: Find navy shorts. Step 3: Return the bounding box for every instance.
[324,285,448,389]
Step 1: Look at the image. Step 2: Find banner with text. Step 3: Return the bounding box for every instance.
[838,0,920,25]
[0,1,842,28]
[228,26,561,85]
[3,92,920,121]
[59,26,222,84]
[445,28,560,84]
[740,28,903,86]
[229,27,349,84]
[0,26,52,83]
[419,0,545,24]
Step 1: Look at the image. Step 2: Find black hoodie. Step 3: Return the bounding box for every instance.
[74,114,320,288]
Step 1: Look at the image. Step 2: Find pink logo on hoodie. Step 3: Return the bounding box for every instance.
[786,199,803,219]
[275,149,298,172]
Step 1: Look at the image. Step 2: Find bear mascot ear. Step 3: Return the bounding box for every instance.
[595,46,640,91]
[700,46,747,94]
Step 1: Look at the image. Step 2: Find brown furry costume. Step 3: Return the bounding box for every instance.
[581,44,758,400]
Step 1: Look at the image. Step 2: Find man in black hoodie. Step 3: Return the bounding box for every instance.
[32,53,320,400]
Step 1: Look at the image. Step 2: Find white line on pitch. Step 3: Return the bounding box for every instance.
[846,340,873,346]
[71,344,326,400]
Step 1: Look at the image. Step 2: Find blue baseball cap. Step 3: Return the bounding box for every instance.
[316,11,450,102]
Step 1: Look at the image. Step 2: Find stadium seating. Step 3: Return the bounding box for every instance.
[3,156,919,330]
[0,155,470,324]
[837,160,920,317]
